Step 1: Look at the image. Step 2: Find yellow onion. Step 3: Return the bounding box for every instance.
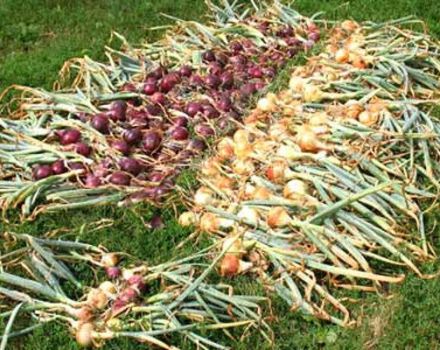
[303,84,324,103]
[76,322,94,347]
[309,112,328,125]
[289,76,305,93]
[87,288,108,310]
[231,159,255,175]
[178,211,198,226]
[100,253,119,268]
[233,141,253,159]
[253,186,272,200]
[257,93,277,112]
[335,48,350,63]
[358,110,379,126]
[267,207,292,228]
[341,20,359,32]
[276,144,303,160]
[106,318,122,331]
[268,123,290,142]
[99,281,117,296]
[219,254,253,277]
[233,129,251,144]
[350,54,367,69]
[345,102,364,119]
[222,235,245,258]
[296,126,325,153]
[266,160,289,183]
[237,206,260,226]
[283,179,308,199]
[69,306,94,322]
[194,187,215,206]
[215,176,234,191]
[200,213,234,232]
[201,158,221,177]
[217,137,235,159]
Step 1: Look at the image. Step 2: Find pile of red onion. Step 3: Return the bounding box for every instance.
[31,20,320,204]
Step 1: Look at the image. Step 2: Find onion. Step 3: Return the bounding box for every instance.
[190,74,204,87]
[345,102,364,119]
[202,104,220,119]
[283,179,308,199]
[308,31,320,42]
[150,215,164,229]
[109,172,131,186]
[232,159,254,175]
[187,138,206,153]
[109,100,127,122]
[112,140,130,155]
[220,254,239,277]
[194,187,215,206]
[341,20,359,32]
[230,41,243,53]
[33,165,53,180]
[253,186,272,200]
[99,281,117,295]
[171,126,189,141]
[303,84,324,103]
[106,266,121,279]
[75,322,94,347]
[173,116,188,127]
[205,74,221,89]
[101,253,119,267]
[142,131,162,152]
[123,128,142,145]
[91,114,110,134]
[143,83,157,95]
[87,288,108,309]
[149,66,167,79]
[119,287,138,303]
[178,212,198,226]
[267,207,292,228]
[240,83,257,98]
[59,129,81,145]
[52,160,67,174]
[178,65,193,77]
[127,275,147,293]
[202,50,216,62]
[278,25,294,37]
[72,306,93,322]
[151,92,167,105]
[68,162,86,172]
[185,102,203,117]
[296,127,323,153]
[84,174,101,188]
[248,66,263,78]
[289,76,305,93]
[217,137,235,159]
[237,206,259,226]
[358,110,379,125]
[195,123,214,137]
[257,96,276,112]
[208,62,223,75]
[73,142,92,157]
[146,104,162,116]
[217,96,232,112]
[119,158,142,176]
[335,48,350,63]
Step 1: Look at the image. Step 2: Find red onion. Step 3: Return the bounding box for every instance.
[109,100,127,122]
[286,37,301,46]
[230,55,247,65]
[112,140,130,155]
[52,160,67,174]
[33,165,53,180]
[119,287,138,303]
[105,266,121,279]
[150,92,167,105]
[217,96,232,112]
[142,83,157,95]
[119,158,142,176]
[171,126,189,141]
[173,116,188,127]
[127,275,147,292]
[240,83,257,97]
[230,41,243,53]
[145,76,158,84]
[203,104,220,119]
[185,102,203,117]
[91,114,110,134]
[68,162,86,172]
[208,62,223,76]
[109,172,131,186]
[59,129,81,145]
[248,66,264,78]
[149,172,165,182]
[255,81,266,90]
[178,65,193,77]
[220,72,234,89]
[85,174,102,188]
[278,25,294,37]
[304,40,315,50]
[123,128,142,145]
[205,74,221,89]
[142,131,162,152]
[195,123,214,137]
[160,73,180,93]
[263,67,276,78]
[308,31,320,42]
[122,83,137,92]
[190,74,204,87]
[150,215,164,229]
[73,142,92,157]
[149,66,167,80]
[187,138,206,153]
[202,50,216,62]
[146,104,162,116]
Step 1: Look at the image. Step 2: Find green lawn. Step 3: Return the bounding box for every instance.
[1,0,440,349]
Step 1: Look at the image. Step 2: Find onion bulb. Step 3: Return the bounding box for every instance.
[201,158,221,177]
[335,48,350,63]
[194,187,215,206]
[257,93,277,112]
[231,159,255,175]
[178,211,198,227]
[267,207,292,228]
[76,322,94,347]
[283,179,308,199]
[289,76,305,93]
[200,213,233,232]
[358,110,379,126]
[220,254,253,277]
[87,288,108,310]
[296,126,324,153]
[99,281,117,296]
[217,137,235,159]
[253,186,272,200]
[222,235,245,257]
[266,160,289,183]
[237,206,259,226]
[341,20,359,32]
[303,84,324,103]
[345,102,364,119]
[276,145,302,160]
[101,253,119,268]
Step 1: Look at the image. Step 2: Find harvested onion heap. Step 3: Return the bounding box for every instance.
[0,1,319,219]
[0,233,271,349]
[180,18,440,326]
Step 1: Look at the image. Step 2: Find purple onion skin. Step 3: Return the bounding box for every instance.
[119,288,138,303]
[122,83,137,92]
[109,172,131,186]
[187,138,206,153]
[68,162,87,173]
[171,126,189,141]
[150,215,164,229]
[109,100,127,122]
[308,31,320,42]
[142,131,162,153]
[205,74,221,89]
[220,72,234,90]
[85,174,102,188]
[230,41,243,53]
[203,104,220,119]
[91,114,110,134]
[127,275,147,293]
[208,62,223,76]
[33,165,53,180]
[119,158,142,176]
[106,266,121,279]
[150,92,167,105]
[202,50,216,62]
[112,140,131,156]
[52,160,67,174]
[149,66,167,80]
[185,102,203,117]
[147,104,162,116]
[195,123,214,137]
[248,66,264,79]
[217,96,232,112]
[178,65,193,77]
[59,129,81,145]
[143,83,157,96]
[173,116,188,127]
[190,74,204,87]
[123,128,142,145]
[73,142,92,157]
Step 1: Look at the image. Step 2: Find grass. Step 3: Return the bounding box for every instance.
[1,0,440,349]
